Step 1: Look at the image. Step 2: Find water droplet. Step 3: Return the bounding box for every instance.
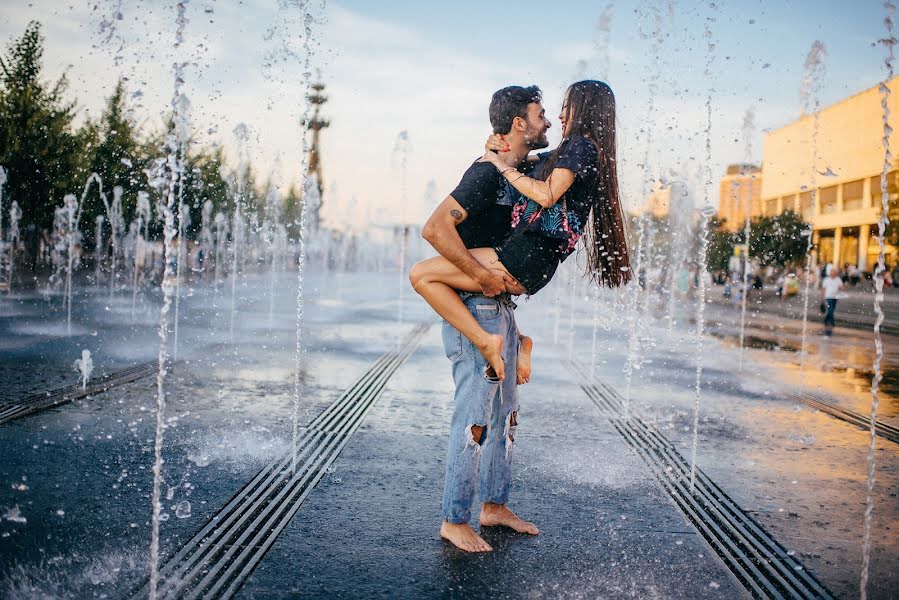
[175,500,192,518]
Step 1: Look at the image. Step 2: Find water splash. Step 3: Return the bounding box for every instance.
[73,349,94,390]
[148,3,189,598]
[688,3,717,493]
[798,41,827,382]
[738,108,757,370]
[861,7,895,599]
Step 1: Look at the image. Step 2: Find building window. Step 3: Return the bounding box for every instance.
[765,197,779,215]
[842,179,864,210]
[800,191,813,218]
[819,185,838,214]
[782,196,796,212]
[869,171,899,208]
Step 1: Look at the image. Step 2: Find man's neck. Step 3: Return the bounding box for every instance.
[497,140,531,168]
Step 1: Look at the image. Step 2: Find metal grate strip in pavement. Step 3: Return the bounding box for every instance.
[785,391,899,445]
[0,360,159,425]
[570,361,834,600]
[128,321,432,600]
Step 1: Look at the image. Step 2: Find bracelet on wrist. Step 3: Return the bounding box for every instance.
[498,166,516,176]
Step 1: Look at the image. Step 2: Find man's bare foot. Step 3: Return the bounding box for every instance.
[516,335,533,384]
[479,503,539,535]
[477,334,505,381]
[440,521,493,552]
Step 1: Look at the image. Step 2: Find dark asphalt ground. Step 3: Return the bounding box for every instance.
[1,268,897,599]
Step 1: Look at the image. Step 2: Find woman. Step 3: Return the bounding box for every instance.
[409,80,631,380]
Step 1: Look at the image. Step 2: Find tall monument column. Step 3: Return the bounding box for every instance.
[306,81,330,230]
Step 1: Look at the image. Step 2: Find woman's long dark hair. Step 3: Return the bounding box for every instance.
[540,80,631,287]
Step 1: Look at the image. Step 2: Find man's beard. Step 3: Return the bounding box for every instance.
[526,128,549,150]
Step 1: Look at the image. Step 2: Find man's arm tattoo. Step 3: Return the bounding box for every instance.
[450,209,463,221]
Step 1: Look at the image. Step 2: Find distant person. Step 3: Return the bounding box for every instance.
[821,265,844,334]
[848,264,860,286]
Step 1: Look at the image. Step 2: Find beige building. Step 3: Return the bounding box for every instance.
[644,180,693,225]
[718,164,762,231]
[759,76,898,270]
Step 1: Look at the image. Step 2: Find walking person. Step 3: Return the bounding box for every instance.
[821,265,844,335]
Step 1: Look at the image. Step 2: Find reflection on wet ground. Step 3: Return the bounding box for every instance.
[703,303,899,422]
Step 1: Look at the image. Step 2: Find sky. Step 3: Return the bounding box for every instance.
[0,0,890,231]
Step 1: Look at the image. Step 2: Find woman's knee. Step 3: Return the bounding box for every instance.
[408,261,430,291]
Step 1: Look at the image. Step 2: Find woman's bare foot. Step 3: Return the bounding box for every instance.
[479,503,539,535]
[477,334,505,381]
[516,335,533,384]
[440,521,493,552]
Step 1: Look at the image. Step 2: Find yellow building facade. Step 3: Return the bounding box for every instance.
[760,76,898,271]
[718,164,762,231]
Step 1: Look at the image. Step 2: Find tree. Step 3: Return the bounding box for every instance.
[749,210,809,267]
[0,21,80,229]
[81,78,147,235]
[181,146,229,238]
[704,216,737,273]
[282,182,303,241]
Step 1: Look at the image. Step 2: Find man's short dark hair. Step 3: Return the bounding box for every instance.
[489,85,542,134]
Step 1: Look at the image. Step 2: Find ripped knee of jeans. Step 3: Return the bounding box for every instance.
[503,411,518,459]
[466,424,486,451]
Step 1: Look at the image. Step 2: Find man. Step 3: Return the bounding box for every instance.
[420,85,550,553]
[821,264,844,334]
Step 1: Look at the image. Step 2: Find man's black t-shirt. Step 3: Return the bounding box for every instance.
[449,160,518,249]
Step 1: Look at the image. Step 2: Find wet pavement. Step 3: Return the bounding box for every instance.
[0,269,897,598]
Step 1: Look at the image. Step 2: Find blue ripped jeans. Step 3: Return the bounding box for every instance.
[441,293,519,524]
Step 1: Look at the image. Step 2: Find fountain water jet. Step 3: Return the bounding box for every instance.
[393,130,410,326]
[229,123,250,342]
[860,6,895,598]
[738,108,757,370]
[148,3,189,597]
[131,192,152,321]
[623,3,663,413]
[291,6,322,474]
[688,4,717,492]
[73,349,93,390]
[798,41,827,383]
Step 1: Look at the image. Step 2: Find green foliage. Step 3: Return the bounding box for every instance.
[704,210,812,272]
[282,183,303,241]
[80,78,148,240]
[0,21,274,242]
[705,216,737,272]
[0,21,80,228]
[748,210,809,267]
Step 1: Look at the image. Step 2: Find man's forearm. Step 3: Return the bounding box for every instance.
[425,224,491,283]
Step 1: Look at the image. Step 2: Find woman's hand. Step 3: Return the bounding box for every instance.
[485,133,511,153]
[479,149,503,167]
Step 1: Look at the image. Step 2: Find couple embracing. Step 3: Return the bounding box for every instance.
[409,81,631,552]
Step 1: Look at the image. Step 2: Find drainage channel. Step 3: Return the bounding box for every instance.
[570,361,834,600]
[128,321,432,600]
[785,392,899,445]
[0,360,159,425]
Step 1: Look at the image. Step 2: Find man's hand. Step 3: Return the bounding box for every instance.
[478,270,507,297]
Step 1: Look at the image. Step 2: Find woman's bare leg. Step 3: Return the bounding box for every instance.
[409,249,522,381]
